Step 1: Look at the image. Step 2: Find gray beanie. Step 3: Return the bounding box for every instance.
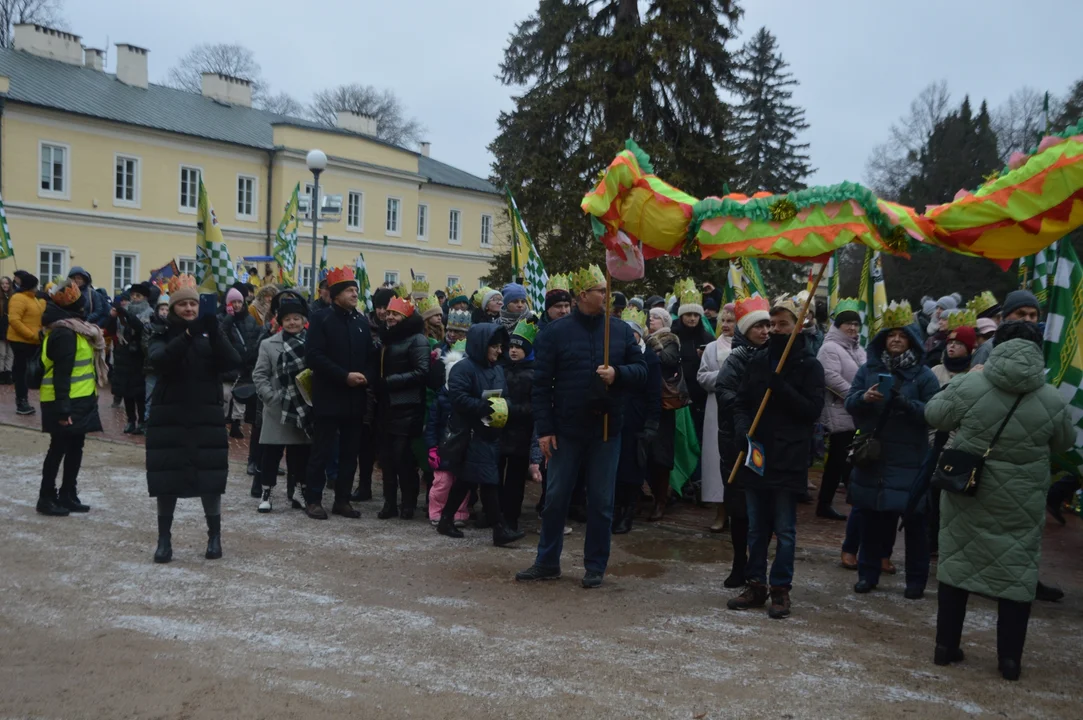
[922,299,937,316]
[936,295,958,311]
[1001,290,1040,320]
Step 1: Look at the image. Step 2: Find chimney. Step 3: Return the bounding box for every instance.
[115,43,149,89]
[419,142,431,158]
[13,23,83,65]
[201,72,252,107]
[334,110,379,136]
[84,48,105,71]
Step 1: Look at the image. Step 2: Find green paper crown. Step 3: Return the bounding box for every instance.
[394,284,410,299]
[881,300,914,330]
[451,339,467,353]
[673,278,701,308]
[511,319,539,345]
[572,265,606,295]
[947,309,977,330]
[622,306,647,330]
[447,283,467,302]
[416,294,441,316]
[546,273,572,293]
[472,286,494,308]
[411,278,430,298]
[834,298,862,316]
[966,291,998,316]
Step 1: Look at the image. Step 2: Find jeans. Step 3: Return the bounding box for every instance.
[11,341,35,404]
[858,509,930,588]
[305,419,360,505]
[745,487,798,589]
[936,582,1032,663]
[534,433,620,574]
[819,431,854,509]
[41,432,86,496]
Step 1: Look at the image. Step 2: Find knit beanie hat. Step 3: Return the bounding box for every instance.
[922,299,937,317]
[628,296,644,311]
[935,295,958,311]
[704,297,719,312]
[157,293,171,308]
[169,287,199,309]
[447,309,472,333]
[501,283,527,305]
[372,287,396,309]
[976,318,998,337]
[834,310,861,327]
[226,288,244,305]
[482,288,504,311]
[1001,289,1040,320]
[611,291,628,311]
[645,295,665,309]
[545,288,572,311]
[648,307,670,332]
[948,325,977,353]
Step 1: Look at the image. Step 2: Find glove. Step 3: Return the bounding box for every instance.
[202,314,219,339]
[890,394,911,413]
[427,447,441,471]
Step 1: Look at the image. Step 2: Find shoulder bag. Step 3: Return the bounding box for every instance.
[931,394,1024,496]
[848,390,895,468]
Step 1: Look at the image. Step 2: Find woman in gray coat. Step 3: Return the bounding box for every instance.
[252,294,312,513]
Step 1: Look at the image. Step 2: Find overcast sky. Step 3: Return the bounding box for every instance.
[68,0,1080,189]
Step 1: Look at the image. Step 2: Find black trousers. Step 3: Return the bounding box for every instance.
[157,494,220,516]
[260,443,310,495]
[936,581,1032,663]
[124,396,146,425]
[444,480,501,526]
[41,432,86,496]
[381,433,419,509]
[724,483,749,570]
[614,481,640,507]
[356,424,375,496]
[498,454,530,526]
[247,421,262,465]
[11,341,34,404]
[305,419,361,505]
[819,431,854,508]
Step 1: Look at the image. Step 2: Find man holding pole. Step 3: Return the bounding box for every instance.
[516,265,646,589]
[727,296,825,619]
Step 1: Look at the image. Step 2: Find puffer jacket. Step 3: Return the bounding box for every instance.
[845,324,940,513]
[501,353,536,457]
[533,307,647,439]
[6,289,45,344]
[448,323,508,485]
[617,339,662,486]
[378,312,430,436]
[716,330,761,488]
[107,301,149,398]
[818,326,867,433]
[926,338,1073,603]
[222,304,262,382]
[39,302,103,436]
[424,348,464,471]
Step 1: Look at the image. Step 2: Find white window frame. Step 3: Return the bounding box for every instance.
[179,165,202,214]
[385,196,402,236]
[446,275,459,289]
[178,257,198,276]
[112,251,139,294]
[236,173,258,221]
[302,182,320,224]
[384,270,399,286]
[113,153,141,208]
[414,273,427,285]
[480,214,493,248]
[448,209,462,245]
[37,245,69,282]
[38,141,70,200]
[297,264,314,292]
[346,190,365,232]
[417,203,429,241]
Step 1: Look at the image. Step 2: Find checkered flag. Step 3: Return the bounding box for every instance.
[0,192,13,260]
[1019,242,1059,307]
[196,179,237,295]
[505,186,548,310]
[1042,238,1083,475]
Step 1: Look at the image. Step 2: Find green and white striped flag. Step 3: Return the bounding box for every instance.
[506,186,548,311]
[1042,239,1083,475]
[195,179,236,294]
[1019,241,1059,308]
[0,192,14,260]
[355,252,373,313]
[272,183,300,287]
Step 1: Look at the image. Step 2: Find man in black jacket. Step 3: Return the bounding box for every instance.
[303,267,376,520]
[727,298,824,620]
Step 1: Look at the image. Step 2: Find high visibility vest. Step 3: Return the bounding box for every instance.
[41,331,97,402]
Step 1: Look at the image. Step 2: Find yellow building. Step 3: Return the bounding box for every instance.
[0,23,502,295]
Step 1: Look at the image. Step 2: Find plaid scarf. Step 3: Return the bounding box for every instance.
[278,329,311,435]
[880,348,918,373]
[49,317,110,387]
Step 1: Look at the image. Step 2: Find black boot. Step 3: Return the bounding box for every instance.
[437,516,464,538]
[230,420,244,439]
[205,515,222,559]
[36,491,70,516]
[493,523,525,547]
[1046,475,1077,525]
[351,484,373,502]
[612,504,634,535]
[377,501,398,519]
[154,515,173,563]
[249,475,262,499]
[58,488,90,513]
[1035,581,1064,603]
[723,559,747,589]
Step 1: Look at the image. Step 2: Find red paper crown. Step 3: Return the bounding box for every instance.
[326,266,356,288]
[388,296,416,317]
[734,295,770,322]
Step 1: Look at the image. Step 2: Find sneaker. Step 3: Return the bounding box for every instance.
[563,525,573,536]
[430,519,439,527]
[36,494,71,516]
[453,519,467,528]
[258,487,272,513]
[727,582,768,611]
[123,421,136,434]
[515,564,561,582]
[16,402,36,415]
[582,571,604,589]
[768,586,792,619]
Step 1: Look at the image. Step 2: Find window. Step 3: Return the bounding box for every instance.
[480,214,493,247]
[179,166,201,212]
[236,174,256,219]
[417,204,429,240]
[178,257,198,276]
[448,209,461,244]
[303,183,320,221]
[39,142,68,197]
[38,247,67,281]
[384,271,399,286]
[347,191,364,230]
[386,197,402,235]
[114,154,139,207]
[113,253,137,293]
[414,273,427,285]
[446,275,459,289]
[298,264,314,291]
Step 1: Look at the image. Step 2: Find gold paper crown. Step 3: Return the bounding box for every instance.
[52,280,82,308]
[411,277,430,298]
[673,278,701,307]
[571,265,606,295]
[473,286,494,308]
[394,284,410,299]
[167,273,197,293]
[834,298,862,316]
[546,273,572,293]
[446,284,468,303]
[881,300,914,330]
[621,306,647,330]
[947,309,977,330]
[416,294,442,317]
[966,291,998,316]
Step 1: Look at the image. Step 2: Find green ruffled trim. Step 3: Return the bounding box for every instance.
[624,138,654,175]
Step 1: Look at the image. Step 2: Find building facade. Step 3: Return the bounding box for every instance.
[0,23,501,295]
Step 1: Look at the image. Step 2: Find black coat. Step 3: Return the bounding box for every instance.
[715,330,759,488]
[448,323,508,486]
[733,333,825,493]
[501,354,535,457]
[378,312,430,436]
[221,306,262,382]
[305,303,377,422]
[145,315,241,498]
[672,319,715,416]
[39,303,103,436]
[646,330,682,469]
[617,340,662,486]
[107,302,149,398]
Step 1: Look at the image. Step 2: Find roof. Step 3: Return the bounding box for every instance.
[0,46,498,195]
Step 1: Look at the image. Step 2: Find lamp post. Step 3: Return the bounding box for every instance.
[306,149,327,299]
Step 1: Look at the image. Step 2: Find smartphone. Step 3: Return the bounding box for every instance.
[877,373,894,397]
[198,293,218,319]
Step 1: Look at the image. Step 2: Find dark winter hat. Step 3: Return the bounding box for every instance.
[128,282,152,298]
[372,287,396,309]
[13,270,38,292]
[277,296,309,324]
[544,288,572,311]
[1001,290,1040,320]
[645,295,665,309]
[834,310,861,327]
[994,319,1043,349]
[704,297,719,312]
[611,291,628,310]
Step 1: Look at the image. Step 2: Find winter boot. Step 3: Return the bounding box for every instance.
[723,558,747,589]
[154,515,173,563]
[727,581,768,611]
[768,586,792,619]
[493,523,525,547]
[204,515,222,559]
[437,516,464,539]
[249,475,262,498]
[377,501,398,520]
[612,505,634,535]
[36,491,70,516]
[230,420,245,439]
[258,487,272,513]
[58,488,90,513]
[287,483,303,510]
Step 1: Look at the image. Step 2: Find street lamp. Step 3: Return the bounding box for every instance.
[306,149,328,299]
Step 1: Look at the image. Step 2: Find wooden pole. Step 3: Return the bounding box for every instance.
[727,261,829,484]
[603,266,612,442]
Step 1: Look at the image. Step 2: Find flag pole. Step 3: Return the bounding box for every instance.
[728,261,828,484]
[603,266,612,443]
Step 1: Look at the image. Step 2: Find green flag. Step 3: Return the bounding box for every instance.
[355,252,373,313]
[506,186,548,311]
[723,258,768,302]
[1019,241,1059,309]
[318,235,328,281]
[195,179,236,294]
[272,183,300,287]
[1042,239,1083,476]
[0,193,13,260]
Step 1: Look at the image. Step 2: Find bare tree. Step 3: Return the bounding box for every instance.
[992,87,1062,161]
[307,83,425,147]
[0,0,65,48]
[259,91,304,117]
[864,80,951,199]
[165,43,266,104]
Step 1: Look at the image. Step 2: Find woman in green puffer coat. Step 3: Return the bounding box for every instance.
[924,321,1073,682]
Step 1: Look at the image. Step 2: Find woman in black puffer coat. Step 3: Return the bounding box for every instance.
[145,288,240,564]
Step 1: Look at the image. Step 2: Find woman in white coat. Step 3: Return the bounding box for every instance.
[697,303,736,531]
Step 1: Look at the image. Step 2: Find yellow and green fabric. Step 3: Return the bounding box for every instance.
[41,332,97,402]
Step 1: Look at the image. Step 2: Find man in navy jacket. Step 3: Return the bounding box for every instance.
[516,265,647,589]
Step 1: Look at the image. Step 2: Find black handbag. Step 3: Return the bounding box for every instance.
[439,416,472,471]
[931,394,1024,496]
[848,391,895,468]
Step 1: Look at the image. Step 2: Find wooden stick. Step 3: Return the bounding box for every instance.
[727,261,828,484]
[603,267,612,442]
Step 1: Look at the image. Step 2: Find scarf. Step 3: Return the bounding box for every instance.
[943,353,971,374]
[252,295,272,324]
[881,349,918,373]
[715,333,733,364]
[498,307,523,331]
[49,318,110,387]
[278,330,311,436]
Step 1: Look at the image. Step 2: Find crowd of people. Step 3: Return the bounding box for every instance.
[2,264,1078,682]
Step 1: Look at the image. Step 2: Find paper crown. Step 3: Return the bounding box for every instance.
[511,319,539,346]
[451,338,467,353]
[947,308,978,330]
[881,300,914,330]
[411,277,430,298]
[833,298,862,316]
[546,273,572,294]
[966,291,999,317]
[446,284,468,304]
[735,295,770,318]
[621,306,647,330]
[770,294,800,319]
[388,296,415,317]
[472,286,494,308]
[417,294,442,319]
[673,278,702,307]
[447,309,473,332]
[52,281,82,308]
[326,266,357,288]
[394,284,411,299]
[487,397,509,429]
[571,265,606,295]
[167,273,197,293]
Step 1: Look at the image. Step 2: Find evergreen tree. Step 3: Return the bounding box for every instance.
[488,0,743,291]
[1056,78,1083,128]
[729,27,813,194]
